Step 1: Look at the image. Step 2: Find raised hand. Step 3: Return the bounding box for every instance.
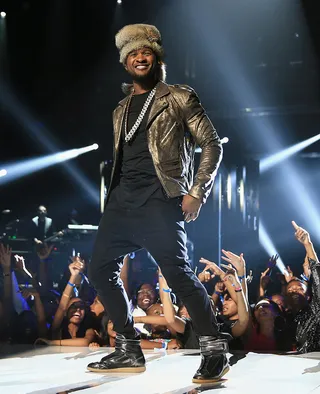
[0,244,12,273]
[221,249,246,277]
[267,254,279,270]
[198,264,215,283]
[37,243,54,260]
[284,265,294,283]
[199,258,225,280]
[214,281,225,294]
[292,221,311,245]
[246,270,253,284]
[220,264,241,287]
[68,258,84,278]
[260,268,271,290]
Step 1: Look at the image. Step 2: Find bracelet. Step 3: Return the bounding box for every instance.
[67,281,76,287]
[162,288,172,293]
[158,275,163,278]
[162,341,168,350]
[238,274,246,280]
[234,287,242,292]
[214,291,222,296]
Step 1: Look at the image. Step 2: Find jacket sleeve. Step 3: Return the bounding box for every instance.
[309,257,320,309]
[178,87,223,203]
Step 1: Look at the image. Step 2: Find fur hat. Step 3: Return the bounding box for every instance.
[115,23,164,64]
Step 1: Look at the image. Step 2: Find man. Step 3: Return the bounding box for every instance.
[285,221,320,353]
[31,205,54,245]
[88,24,228,383]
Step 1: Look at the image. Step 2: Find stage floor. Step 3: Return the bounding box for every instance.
[1,345,320,394]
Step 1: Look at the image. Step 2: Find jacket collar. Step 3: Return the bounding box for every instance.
[118,81,170,107]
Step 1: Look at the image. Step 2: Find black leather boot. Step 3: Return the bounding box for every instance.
[87,334,146,373]
[192,336,230,384]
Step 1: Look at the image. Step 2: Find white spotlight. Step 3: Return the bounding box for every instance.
[92,143,99,150]
[221,137,229,144]
[0,11,6,18]
[0,169,7,177]
[117,0,122,4]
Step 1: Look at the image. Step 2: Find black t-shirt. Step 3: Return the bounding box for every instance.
[113,91,163,208]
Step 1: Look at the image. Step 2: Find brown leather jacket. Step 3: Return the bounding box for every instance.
[108,81,222,204]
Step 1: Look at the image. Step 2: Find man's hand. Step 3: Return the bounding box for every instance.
[260,268,271,290]
[199,258,226,280]
[292,221,311,245]
[0,244,12,273]
[198,264,215,283]
[221,249,246,277]
[182,195,202,223]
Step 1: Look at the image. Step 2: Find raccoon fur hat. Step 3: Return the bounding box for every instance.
[115,23,164,64]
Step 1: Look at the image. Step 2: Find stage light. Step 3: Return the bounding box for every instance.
[260,134,320,173]
[0,169,7,177]
[0,144,98,186]
[117,0,122,4]
[227,174,232,209]
[0,80,99,204]
[92,143,99,150]
[0,12,6,18]
[259,221,287,274]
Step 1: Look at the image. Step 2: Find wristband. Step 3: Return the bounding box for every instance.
[161,341,168,350]
[162,288,172,293]
[214,291,222,296]
[67,281,76,287]
[158,275,163,278]
[234,287,242,292]
[238,274,246,281]
[300,274,309,282]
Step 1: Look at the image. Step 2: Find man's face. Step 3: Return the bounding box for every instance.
[222,294,238,319]
[125,47,157,82]
[38,206,47,219]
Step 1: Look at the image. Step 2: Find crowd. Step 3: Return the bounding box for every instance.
[0,220,319,355]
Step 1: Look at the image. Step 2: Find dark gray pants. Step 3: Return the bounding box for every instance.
[88,194,219,338]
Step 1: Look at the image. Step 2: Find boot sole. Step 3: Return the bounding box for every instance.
[192,366,230,384]
[87,366,146,373]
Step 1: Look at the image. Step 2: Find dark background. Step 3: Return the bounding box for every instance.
[0,0,319,278]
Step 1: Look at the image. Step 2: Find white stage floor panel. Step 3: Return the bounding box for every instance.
[0,346,319,394]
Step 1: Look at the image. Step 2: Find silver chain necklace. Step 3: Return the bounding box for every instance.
[124,88,156,143]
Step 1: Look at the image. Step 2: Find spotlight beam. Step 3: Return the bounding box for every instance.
[0,144,98,185]
[0,80,99,203]
[259,220,287,274]
[260,134,320,172]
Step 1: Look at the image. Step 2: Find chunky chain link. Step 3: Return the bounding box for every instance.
[124,88,156,143]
